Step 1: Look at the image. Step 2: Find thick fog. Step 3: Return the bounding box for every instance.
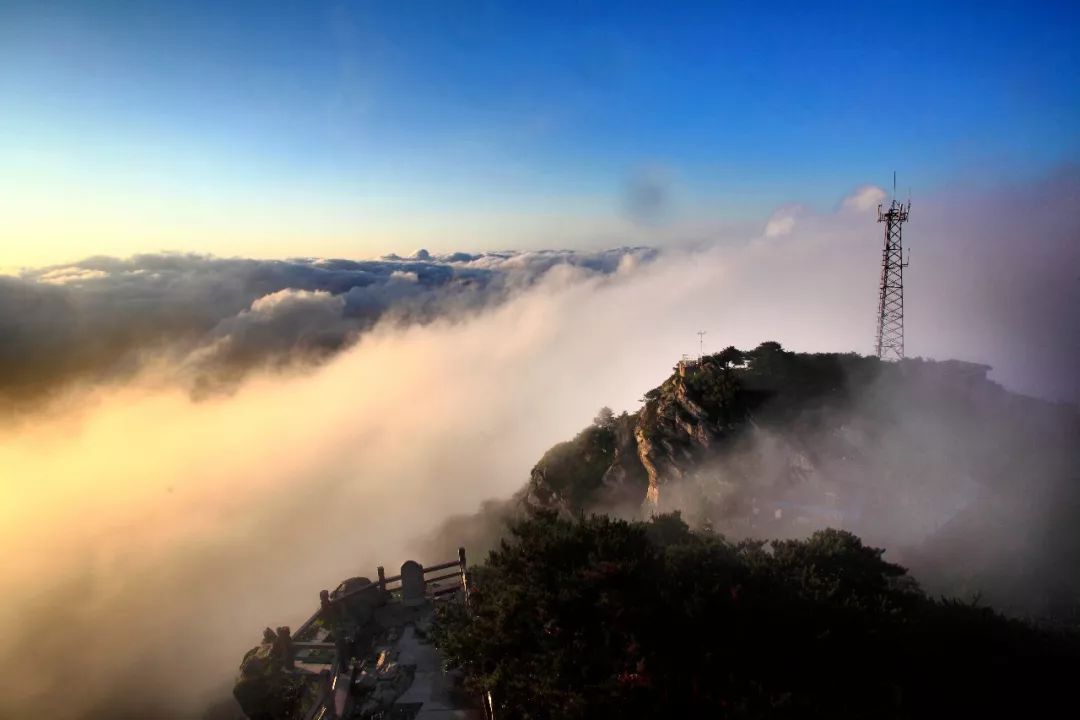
[0,169,1076,718]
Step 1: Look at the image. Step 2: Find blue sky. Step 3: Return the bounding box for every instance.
[1,0,1077,265]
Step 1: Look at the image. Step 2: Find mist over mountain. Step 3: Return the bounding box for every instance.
[4,0,1078,716]
[427,343,1080,620]
[0,247,654,407]
[248,343,1080,719]
[1,171,1077,719]
[3,167,1078,416]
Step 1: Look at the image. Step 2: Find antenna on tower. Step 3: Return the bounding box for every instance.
[697,330,707,360]
[874,174,911,361]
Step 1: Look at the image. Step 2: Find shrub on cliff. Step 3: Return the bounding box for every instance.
[527,421,618,508]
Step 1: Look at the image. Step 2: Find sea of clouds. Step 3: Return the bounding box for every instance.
[0,247,656,407]
[0,168,1076,718]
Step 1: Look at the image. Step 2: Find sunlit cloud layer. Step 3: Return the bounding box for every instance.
[0,170,1076,718]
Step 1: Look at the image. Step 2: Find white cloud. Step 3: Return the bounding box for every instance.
[842,185,887,212]
[249,288,340,314]
[390,270,419,283]
[37,267,108,285]
[763,205,802,237]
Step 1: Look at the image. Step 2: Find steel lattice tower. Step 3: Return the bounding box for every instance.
[875,188,910,361]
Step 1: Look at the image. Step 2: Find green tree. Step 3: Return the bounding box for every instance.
[434,515,1080,720]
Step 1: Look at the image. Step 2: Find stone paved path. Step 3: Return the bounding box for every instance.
[395,626,479,719]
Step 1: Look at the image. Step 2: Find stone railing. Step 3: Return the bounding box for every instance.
[282,548,474,720]
[294,547,470,639]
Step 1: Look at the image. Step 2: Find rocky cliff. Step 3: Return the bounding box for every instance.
[511,342,1079,616]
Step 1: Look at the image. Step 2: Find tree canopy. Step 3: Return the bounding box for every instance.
[434,513,1080,719]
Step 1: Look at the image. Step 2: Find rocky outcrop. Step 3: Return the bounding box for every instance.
[521,409,649,515]
[615,352,751,511]
[523,342,1078,547]
[233,628,305,720]
[425,341,1077,616]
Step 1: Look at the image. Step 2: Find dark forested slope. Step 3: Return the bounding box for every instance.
[434,513,1080,720]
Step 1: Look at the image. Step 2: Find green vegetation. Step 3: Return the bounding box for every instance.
[528,424,617,508]
[433,512,1080,719]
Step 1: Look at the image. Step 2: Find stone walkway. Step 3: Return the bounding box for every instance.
[235,555,484,720]
[394,626,478,719]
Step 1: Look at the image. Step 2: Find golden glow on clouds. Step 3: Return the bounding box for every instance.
[0,265,711,715]
[0,159,628,270]
[2,177,1074,715]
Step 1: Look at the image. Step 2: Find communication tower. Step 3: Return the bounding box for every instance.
[875,174,911,360]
